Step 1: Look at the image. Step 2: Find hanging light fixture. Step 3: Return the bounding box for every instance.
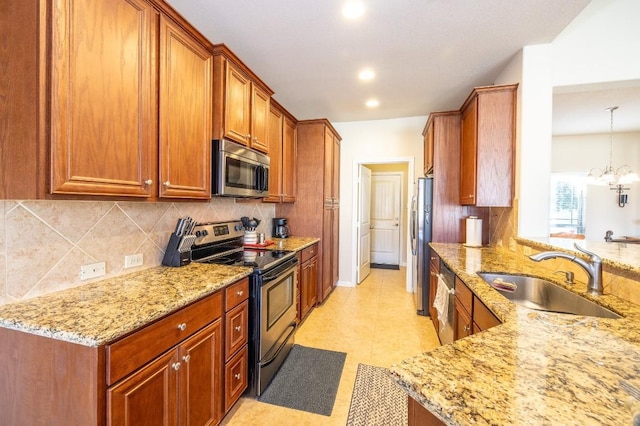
[587,106,640,187]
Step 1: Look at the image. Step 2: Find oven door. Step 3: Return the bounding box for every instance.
[213,139,269,198]
[255,262,297,395]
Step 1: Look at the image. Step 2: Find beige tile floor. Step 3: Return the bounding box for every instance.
[221,267,440,425]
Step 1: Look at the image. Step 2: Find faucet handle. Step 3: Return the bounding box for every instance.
[554,270,575,284]
[573,243,601,262]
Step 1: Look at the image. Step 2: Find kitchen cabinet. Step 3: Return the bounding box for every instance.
[408,396,445,426]
[3,0,213,200]
[276,119,341,305]
[428,252,441,332]
[459,84,518,207]
[0,277,255,425]
[264,99,297,203]
[158,15,212,199]
[453,277,500,341]
[223,278,249,413]
[423,120,435,176]
[212,45,274,153]
[299,243,319,322]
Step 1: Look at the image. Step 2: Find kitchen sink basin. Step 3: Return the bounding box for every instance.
[477,273,621,319]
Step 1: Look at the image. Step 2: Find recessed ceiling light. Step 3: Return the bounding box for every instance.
[365,99,379,108]
[342,1,365,20]
[358,69,375,81]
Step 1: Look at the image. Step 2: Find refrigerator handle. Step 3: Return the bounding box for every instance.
[410,196,417,255]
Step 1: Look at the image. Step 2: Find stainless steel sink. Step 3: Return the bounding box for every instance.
[477,273,621,319]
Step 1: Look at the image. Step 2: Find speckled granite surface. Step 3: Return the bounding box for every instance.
[389,243,640,426]
[0,263,252,347]
[269,236,320,252]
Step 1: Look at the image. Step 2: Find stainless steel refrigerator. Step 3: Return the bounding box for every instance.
[411,177,433,315]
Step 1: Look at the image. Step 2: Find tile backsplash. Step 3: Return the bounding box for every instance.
[0,198,275,306]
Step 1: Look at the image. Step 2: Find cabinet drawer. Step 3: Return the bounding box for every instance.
[225,278,249,311]
[106,291,223,385]
[473,296,501,331]
[225,300,248,361]
[225,345,248,413]
[455,277,473,314]
[300,243,318,263]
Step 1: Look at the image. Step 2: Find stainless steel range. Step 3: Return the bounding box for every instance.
[191,221,298,396]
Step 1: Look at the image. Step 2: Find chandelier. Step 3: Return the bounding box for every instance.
[586,106,639,207]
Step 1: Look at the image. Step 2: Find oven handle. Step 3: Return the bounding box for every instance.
[261,261,297,283]
[259,321,297,367]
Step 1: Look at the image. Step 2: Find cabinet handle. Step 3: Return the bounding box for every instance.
[236,290,244,296]
[235,325,242,332]
[234,373,241,380]
[177,323,187,331]
[182,355,191,363]
[172,362,181,371]
[163,181,171,187]
[463,325,471,332]
[246,133,251,139]
[144,179,153,186]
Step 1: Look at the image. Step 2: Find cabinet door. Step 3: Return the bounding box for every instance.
[225,300,248,360]
[250,85,270,153]
[224,62,251,145]
[460,97,478,205]
[281,116,297,203]
[424,121,434,175]
[158,15,212,199]
[454,298,472,341]
[225,346,248,413]
[264,105,283,202]
[320,208,333,303]
[50,0,156,197]
[332,136,340,205]
[307,256,319,308]
[107,350,179,426]
[323,128,334,205]
[180,321,223,426]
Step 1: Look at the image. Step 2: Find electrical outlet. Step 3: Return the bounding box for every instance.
[523,246,532,256]
[508,238,517,252]
[125,253,143,269]
[80,261,106,280]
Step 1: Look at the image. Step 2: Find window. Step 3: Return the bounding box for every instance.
[549,173,586,235]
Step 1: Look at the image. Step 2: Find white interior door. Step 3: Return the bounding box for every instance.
[357,165,372,283]
[371,173,402,265]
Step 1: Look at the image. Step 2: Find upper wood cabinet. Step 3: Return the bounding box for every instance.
[3,0,214,200]
[49,0,158,197]
[158,15,212,199]
[264,99,297,203]
[212,45,274,153]
[422,121,435,176]
[459,84,518,207]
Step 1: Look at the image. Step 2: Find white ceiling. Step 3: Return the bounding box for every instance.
[165,0,636,135]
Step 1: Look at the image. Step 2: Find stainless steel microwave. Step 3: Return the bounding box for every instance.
[213,139,270,198]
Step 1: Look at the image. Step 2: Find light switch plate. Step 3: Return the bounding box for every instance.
[81,261,106,280]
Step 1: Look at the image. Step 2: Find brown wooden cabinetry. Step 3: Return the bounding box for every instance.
[3,0,213,200]
[459,84,518,207]
[212,45,274,153]
[264,99,297,203]
[453,277,501,341]
[299,243,319,322]
[223,278,249,413]
[277,119,341,305]
[408,396,445,426]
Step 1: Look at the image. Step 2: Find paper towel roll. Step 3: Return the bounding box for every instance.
[465,216,483,247]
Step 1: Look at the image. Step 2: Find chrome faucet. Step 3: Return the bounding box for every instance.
[529,243,604,295]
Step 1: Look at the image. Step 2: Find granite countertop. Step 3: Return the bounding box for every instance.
[269,236,320,252]
[389,243,640,425]
[0,263,252,347]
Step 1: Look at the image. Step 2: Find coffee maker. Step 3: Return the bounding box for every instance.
[272,218,290,238]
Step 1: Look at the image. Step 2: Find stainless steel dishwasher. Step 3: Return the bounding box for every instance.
[437,260,455,344]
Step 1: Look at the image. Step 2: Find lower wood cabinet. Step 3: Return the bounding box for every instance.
[408,396,445,426]
[299,243,319,322]
[428,252,440,332]
[223,278,249,413]
[453,277,501,341]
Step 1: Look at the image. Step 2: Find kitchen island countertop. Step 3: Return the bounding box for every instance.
[389,243,640,425]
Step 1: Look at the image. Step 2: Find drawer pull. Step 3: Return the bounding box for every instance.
[463,325,471,332]
[182,355,191,363]
[177,323,187,331]
[234,373,241,380]
[236,290,244,296]
[172,362,181,371]
[235,326,242,332]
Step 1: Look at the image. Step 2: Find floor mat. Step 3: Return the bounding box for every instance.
[258,344,347,416]
[371,263,400,270]
[346,363,408,426]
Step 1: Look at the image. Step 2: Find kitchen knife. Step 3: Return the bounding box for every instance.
[175,218,185,237]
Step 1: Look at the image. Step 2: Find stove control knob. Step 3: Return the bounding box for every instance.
[195,230,202,238]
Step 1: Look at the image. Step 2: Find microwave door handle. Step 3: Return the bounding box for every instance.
[257,165,268,192]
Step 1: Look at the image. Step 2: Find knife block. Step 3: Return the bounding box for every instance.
[162,232,192,267]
